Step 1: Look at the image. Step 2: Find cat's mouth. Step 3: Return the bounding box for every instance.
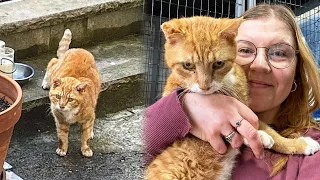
[189,83,222,94]
[189,86,220,95]
[199,89,217,95]
[55,104,68,112]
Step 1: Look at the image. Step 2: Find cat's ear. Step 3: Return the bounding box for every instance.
[52,78,61,88]
[219,18,243,41]
[76,82,88,92]
[161,20,185,45]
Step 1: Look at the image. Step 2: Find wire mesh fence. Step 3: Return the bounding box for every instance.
[143,0,320,114]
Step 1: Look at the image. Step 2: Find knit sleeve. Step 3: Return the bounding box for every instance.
[143,90,191,165]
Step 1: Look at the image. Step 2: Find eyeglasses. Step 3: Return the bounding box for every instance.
[236,40,299,69]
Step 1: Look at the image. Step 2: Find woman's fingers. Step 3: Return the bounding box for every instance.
[190,128,227,154]
[227,132,244,149]
[234,119,264,159]
[184,93,264,158]
[220,122,243,150]
[234,100,259,129]
[231,99,264,158]
[207,134,228,154]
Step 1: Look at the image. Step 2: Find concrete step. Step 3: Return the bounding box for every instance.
[6,106,145,180]
[0,0,143,59]
[19,34,145,117]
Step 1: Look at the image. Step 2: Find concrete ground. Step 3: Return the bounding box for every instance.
[6,106,145,180]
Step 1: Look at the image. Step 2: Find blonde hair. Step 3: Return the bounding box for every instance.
[241,3,320,176]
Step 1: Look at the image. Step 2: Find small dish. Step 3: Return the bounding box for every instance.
[13,63,34,85]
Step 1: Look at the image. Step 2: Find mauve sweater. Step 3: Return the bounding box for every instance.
[143,90,320,180]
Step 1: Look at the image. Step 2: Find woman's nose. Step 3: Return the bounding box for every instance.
[249,49,271,73]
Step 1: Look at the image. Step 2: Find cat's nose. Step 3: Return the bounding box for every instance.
[60,105,65,109]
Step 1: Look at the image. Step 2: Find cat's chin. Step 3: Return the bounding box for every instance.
[54,108,68,114]
[57,108,68,112]
[191,88,218,95]
[196,91,215,95]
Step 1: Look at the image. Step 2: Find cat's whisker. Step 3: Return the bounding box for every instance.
[177,88,190,99]
[154,93,163,101]
[45,107,52,116]
[221,82,241,98]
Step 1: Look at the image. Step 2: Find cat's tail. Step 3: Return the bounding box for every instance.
[57,29,72,59]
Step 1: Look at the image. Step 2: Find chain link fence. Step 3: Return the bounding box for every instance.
[143,0,320,117]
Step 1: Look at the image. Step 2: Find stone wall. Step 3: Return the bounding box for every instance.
[0,0,143,59]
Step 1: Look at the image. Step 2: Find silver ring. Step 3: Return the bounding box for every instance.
[235,118,244,128]
[225,131,236,143]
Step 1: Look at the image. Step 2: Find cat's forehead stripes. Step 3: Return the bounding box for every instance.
[189,46,231,64]
[60,85,72,97]
[57,79,80,97]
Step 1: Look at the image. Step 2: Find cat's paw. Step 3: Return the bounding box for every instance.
[299,137,320,155]
[258,130,274,149]
[42,80,50,90]
[244,131,274,149]
[56,148,67,156]
[81,148,93,157]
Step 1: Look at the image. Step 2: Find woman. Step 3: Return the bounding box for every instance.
[143,3,320,179]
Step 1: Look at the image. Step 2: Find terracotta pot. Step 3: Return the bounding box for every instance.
[1,168,5,180]
[0,73,22,178]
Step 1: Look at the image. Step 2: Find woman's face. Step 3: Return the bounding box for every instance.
[235,17,298,122]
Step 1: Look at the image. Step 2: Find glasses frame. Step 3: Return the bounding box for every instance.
[236,40,300,69]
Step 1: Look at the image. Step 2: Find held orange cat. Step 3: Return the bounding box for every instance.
[145,16,320,179]
[42,29,101,157]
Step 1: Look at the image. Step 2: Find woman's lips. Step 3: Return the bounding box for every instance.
[249,80,273,88]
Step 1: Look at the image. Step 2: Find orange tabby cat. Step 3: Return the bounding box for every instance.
[42,29,101,157]
[146,16,320,179]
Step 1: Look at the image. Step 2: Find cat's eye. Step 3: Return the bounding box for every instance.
[213,61,225,68]
[68,98,74,102]
[56,94,61,99]
[182,62,195,70]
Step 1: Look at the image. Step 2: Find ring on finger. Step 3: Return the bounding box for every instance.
[235,118,244,128]
[225,130,236,143]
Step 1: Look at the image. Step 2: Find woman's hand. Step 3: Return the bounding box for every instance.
[181,93,264,159]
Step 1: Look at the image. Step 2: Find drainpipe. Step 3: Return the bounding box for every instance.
[247,0,256,9]
[235,0,246,17]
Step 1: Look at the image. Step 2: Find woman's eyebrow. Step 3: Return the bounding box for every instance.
[236,39,295,47]
[235,39,252,43]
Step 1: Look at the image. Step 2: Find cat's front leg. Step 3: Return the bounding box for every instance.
[259,122,320,155]
[55,120,70,156]
[42,58,59,90]
[81,120,95,157]
[41,70,51,90]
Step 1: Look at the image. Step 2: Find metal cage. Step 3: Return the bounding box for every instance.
[143,0,320,113]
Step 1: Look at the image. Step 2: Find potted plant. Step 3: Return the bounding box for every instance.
[0,73,22,180]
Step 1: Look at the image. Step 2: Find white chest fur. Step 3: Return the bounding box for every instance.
[54,104,80,124]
